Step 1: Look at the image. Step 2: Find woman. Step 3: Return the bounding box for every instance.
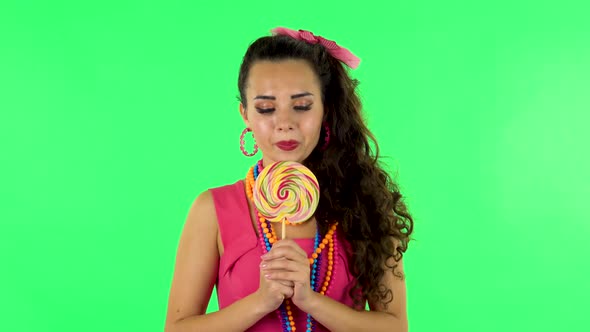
[165,27,414,332]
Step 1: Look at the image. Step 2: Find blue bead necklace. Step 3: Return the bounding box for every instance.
[254,160,322,332]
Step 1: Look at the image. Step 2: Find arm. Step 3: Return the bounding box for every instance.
[264,239,408,332]
[163,190,269,332]
[301,257,408,332]
[167,293,270,332]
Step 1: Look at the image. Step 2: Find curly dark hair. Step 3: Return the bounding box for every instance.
[237,33,414,309]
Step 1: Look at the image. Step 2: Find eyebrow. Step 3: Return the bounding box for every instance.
[253,92,314,100]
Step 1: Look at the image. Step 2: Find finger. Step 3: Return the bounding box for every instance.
[270,281,295,298]
[261,258,306,272]
[265,271,309,284]
[262,246,308,262]
[267,278,295,288]
[283,287,294,298]
[261,271,295,287]
[269,239,308,257]
[277,279,295,288]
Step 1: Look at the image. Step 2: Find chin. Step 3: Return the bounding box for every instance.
[270,153,306,163]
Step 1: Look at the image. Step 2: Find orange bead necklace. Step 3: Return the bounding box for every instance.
[246,164,338,331]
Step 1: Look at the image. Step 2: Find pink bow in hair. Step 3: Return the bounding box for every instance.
[271,27,361,69]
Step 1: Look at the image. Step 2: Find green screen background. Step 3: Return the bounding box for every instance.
[1,1,588,331]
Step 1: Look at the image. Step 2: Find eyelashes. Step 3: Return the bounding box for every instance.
[256,105,312,114]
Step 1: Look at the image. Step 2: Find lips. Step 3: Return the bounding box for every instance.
[276,140,300,151]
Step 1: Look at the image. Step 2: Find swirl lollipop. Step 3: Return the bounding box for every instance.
[253,161,320,239]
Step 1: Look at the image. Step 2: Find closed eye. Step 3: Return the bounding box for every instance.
[256,108,274,114]
[256,105,312,114]
[294,105,312,111]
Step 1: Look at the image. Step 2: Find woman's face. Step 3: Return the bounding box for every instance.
[240,59,324,166]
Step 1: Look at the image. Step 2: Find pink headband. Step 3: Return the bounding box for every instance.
[270,27,361,69]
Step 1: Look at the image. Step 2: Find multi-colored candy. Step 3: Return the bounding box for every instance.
[253,161,320,227]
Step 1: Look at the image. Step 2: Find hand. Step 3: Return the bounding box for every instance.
[254,258,295,314]
[260,239,315,309]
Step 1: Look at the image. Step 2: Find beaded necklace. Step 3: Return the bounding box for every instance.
[246,160,339,332]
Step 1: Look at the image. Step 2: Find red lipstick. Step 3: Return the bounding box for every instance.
[276,140,300,151]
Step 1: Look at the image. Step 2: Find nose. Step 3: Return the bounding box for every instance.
[275,109,295,131]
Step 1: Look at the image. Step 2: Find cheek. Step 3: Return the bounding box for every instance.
[302,120,322,140]
[251,121,272,141]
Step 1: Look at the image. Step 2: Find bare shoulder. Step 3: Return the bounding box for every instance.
[177,190,219,254]
[187,189,218,231]
[164,189,220,327]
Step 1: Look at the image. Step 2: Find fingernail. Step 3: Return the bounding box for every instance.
[264,274,271,279]
[260,263,267,269]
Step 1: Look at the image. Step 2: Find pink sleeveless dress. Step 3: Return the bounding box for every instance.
[210,180,359,331]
